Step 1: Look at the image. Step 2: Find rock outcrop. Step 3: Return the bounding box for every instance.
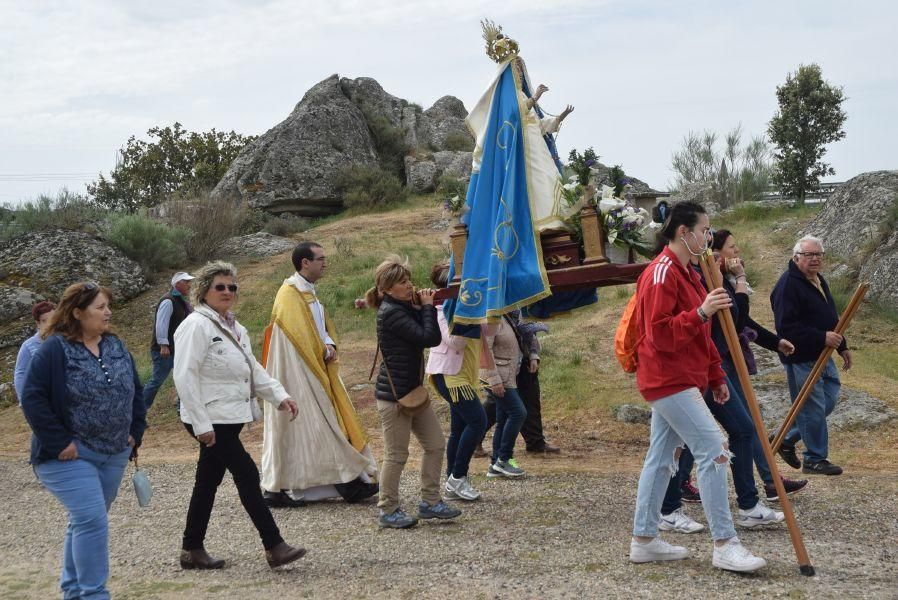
[217,232,296,259]
[0,230,147,347]
[212,75,475,215]
[805,171,898,310]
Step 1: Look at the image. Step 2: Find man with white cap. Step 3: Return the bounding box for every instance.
[143,271,195,410]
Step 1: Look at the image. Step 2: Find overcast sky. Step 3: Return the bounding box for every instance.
[1,0,895,204]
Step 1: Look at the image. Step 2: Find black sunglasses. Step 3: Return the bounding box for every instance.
[213,283,239,292]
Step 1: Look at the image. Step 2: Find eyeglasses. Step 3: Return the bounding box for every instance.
[796,252,825,258]
[308,256,326,262]
[213,283,239,292]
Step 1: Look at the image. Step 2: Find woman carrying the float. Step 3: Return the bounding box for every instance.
[628,201,767,573]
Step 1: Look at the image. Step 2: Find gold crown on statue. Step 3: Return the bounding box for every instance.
[481,19,519,63]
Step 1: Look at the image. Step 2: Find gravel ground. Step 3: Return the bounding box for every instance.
[1,452,896,599]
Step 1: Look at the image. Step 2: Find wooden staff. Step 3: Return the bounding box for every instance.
[697,251,815,576]
[770,282,868,454]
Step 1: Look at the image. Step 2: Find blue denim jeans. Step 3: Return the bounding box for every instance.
[784,358,840,462]
[660,373,761,513]
[490,387,527,463]
[633,388,736,541]
[34,441,131,600]
[142,348,174,410]
[432,375,487,478]
[722,360,773,485]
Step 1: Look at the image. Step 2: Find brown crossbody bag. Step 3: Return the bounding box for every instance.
[369,343,430,416]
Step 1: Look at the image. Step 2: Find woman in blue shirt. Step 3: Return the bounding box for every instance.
[13,300,55,403]
[21,282,146,600]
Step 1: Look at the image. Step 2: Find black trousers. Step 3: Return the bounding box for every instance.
[182,423,283,551]
[483,368,547,450]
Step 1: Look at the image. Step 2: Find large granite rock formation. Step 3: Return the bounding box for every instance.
[0,230,147,348]
[212,75,474,215]
[806,170,898,310]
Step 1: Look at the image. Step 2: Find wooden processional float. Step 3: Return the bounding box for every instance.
[434,204,648,301]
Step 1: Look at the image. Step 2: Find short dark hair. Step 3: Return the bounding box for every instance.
[32,300,56,322]
[292,242,322,272]
[711,229,733,251]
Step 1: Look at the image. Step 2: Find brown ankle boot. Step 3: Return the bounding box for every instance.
[180,548,225,570]
[265,542,307,568]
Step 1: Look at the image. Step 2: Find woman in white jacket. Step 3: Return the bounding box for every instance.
[173,261,304,570]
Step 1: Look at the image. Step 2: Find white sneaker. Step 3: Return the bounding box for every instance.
[443,480,461,501]
[629,537,690,563]
[447,475,481,501]
[659,508,705,534]
[736,502,785,528]
[712,537,767,572]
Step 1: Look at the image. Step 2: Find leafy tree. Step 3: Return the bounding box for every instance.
[87,123,255,212]
[767,64,847,205]
[670,125,771,206]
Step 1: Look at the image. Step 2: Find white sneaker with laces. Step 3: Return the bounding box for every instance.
[736,502,785,528]
[712,537,767,572]
[443,480,461,501]
[447,475,481,501]
[659,508,705,534]
[629,537,689,563]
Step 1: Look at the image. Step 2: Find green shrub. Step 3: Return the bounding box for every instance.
[163,194,247,261]
[442,131,474,152]
[263,213,309,236]
[435,174,468,200]
[0,189,106,241]
[335,165,408,210]
[106,214,188,275]
[356,103,409,178]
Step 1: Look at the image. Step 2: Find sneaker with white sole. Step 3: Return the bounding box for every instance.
[486,463,503,478]
[446,475,481,501]
[659,508,705,534]
[736,502,784,528]
[443,480,461,501]
[492,459,525,477]
[712,537,767,572]
[629,537,690,563]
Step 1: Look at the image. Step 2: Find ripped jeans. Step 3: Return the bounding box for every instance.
[633,387,737,541]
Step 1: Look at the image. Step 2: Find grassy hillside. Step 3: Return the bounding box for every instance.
[2,197,896,464]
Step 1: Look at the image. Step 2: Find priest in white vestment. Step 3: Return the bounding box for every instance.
[260,242,378,507]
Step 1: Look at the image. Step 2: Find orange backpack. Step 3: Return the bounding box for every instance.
[614,292,643,373]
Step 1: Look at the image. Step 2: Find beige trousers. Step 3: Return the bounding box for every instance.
[376,400,445,513]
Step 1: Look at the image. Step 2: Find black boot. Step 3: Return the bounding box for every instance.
[180,548,225,570]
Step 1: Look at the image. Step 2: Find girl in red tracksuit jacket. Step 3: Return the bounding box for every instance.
[628,201,767,573]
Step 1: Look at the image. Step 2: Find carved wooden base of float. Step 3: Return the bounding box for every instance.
[437,206,647,301]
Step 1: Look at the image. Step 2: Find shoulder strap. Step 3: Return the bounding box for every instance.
[198,312,255,397]
[368,342,424,401]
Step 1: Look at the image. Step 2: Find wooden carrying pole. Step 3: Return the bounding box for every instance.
[770,282,868,454]
[697,251,815,576]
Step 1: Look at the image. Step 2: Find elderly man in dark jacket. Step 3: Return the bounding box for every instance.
[770,235,851,476]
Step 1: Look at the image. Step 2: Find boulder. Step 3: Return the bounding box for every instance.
[404,151,473,194]
[860,228,898,309]
[613,403,651,425]
[755,380,897,432]
[404,157,439,194]
[593,162,659,196]
[0,230,147,302]
[806,170,898,260]
[667,182,720,216]
[0,284,44,348]
[212,75,380,216]
[212,75,472,216]
[416,96,472,151]
[217,232,297,259]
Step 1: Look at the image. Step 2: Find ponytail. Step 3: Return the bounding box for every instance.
[653,201,706,256]
[364,286,384,309]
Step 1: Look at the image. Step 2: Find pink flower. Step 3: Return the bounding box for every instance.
[354,298,368,309]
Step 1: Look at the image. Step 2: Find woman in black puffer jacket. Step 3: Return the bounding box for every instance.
[365,255,460,529]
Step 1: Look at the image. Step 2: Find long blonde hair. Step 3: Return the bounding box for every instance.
[365,255,412,309]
